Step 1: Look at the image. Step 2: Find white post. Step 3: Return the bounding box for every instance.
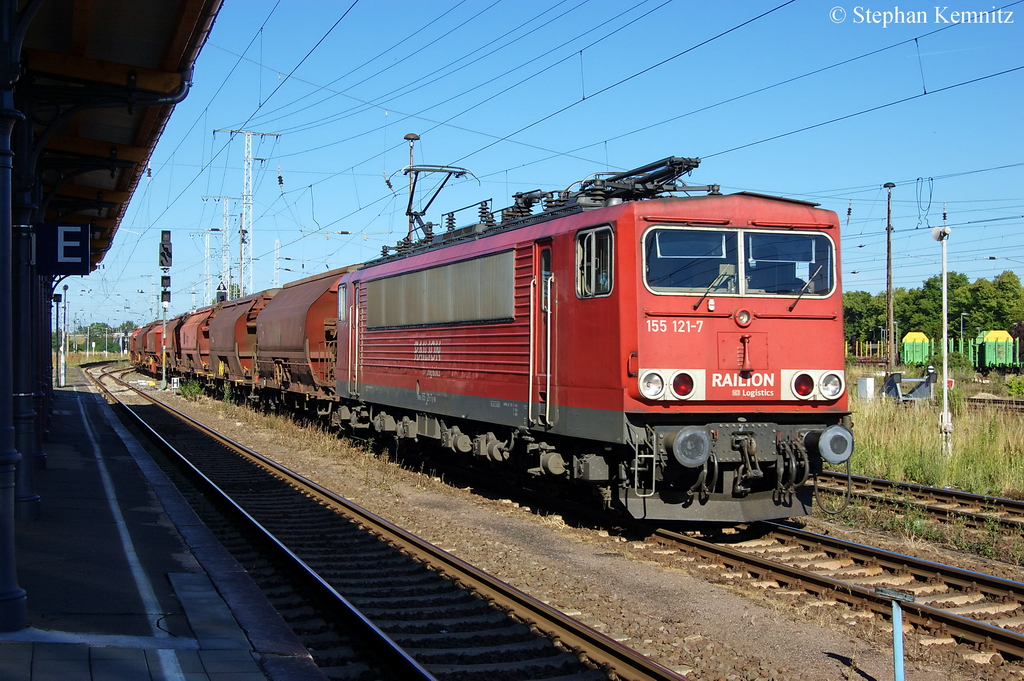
[160,300,167,390]
[203,230,211,305]
[933,216,952,455]
[221,198,231,297]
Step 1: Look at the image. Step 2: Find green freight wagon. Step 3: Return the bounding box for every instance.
[900,331,931,366]
[977,329,1020,372]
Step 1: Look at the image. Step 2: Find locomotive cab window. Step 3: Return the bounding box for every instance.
[643,226,835,297]
[744,232,834,296]
[576,227,613,297]
[645,228,738,294]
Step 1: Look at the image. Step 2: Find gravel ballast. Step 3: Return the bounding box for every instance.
[140,383,1022,681]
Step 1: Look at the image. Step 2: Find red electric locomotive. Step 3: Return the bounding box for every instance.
[142,157,853,523]
[329,157,852,522]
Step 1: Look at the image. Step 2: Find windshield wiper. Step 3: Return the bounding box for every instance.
[788,265,824,311]
[692,272,727,310]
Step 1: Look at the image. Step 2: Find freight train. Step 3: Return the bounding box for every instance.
[131,157,854,523]
[898,330,1022,373]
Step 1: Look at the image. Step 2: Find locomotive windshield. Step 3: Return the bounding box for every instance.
[644,227,834,297]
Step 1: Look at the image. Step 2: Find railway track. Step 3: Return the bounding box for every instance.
[967,395,1024,413]
[815,470,1024,530]
[89,366,684,681]
[650,521,1024,664]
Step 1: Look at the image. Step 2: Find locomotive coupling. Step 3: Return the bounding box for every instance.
[802,424,854,465]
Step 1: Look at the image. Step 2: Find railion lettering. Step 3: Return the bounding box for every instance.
[711,372,776,388]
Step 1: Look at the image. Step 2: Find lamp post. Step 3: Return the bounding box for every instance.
[933,219,952,456]
[60,284,68,387]
[53,291,62,388]
[884,182,896,374]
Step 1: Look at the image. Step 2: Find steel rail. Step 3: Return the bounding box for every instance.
[816,470,1024,528]
[653,524,1024,659]
[967,396,1024,413]
[764,522,1024,600]
[87,367,438,681]
[96,368,685,681]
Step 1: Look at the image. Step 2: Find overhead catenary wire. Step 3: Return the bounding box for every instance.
[86,1,1023,323]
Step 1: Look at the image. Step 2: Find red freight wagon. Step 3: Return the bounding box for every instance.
[178,307,215,376]
[255,266,358,397]
[138,321,163,375]
[129,326,145,364]
[164,315,187,374]
[208,291,277,382]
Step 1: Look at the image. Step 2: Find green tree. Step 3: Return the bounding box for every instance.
[842,290,884,341]
[892,272,970,340]
[967,278,1000,336]
[993,271,1024,330]
[846,270,1024,350]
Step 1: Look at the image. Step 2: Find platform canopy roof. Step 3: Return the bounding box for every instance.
[17,0,223,270]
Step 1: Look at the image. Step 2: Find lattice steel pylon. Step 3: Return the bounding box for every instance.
[214,129,280,296]
[202,195,236,301]
[272,239,280,288]
[241,132,253,295]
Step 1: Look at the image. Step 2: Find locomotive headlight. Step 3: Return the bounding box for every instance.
[734,308,752,327]
[793,373,815,398]
[670,427,711,468]
[639,371,665,399]
[819,373,844,399]
[804,424,854,465]
[671,372,695,398]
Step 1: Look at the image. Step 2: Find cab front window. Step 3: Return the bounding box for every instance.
[644,228,738,294]
[643,227,834,297]
[744,232,833,296]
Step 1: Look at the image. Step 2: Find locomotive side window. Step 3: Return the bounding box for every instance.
[338,284,346,322]
[745,233,834,295]
[540,248,552,312]
[576,227,613,297]
[645,228,738,294]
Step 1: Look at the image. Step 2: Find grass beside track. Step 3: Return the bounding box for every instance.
[847,396,1024,498]
[823,382,1024,564]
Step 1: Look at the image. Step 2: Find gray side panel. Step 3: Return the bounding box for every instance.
[357,382,628,445]
[367,251,515,328]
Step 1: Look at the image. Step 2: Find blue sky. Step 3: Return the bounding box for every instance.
[72,0,1023,326]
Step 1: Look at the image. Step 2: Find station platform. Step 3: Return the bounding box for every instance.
[0,378,326,681]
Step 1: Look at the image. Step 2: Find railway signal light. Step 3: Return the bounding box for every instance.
[159,230,172,268]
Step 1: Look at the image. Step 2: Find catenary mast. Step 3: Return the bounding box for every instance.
[214,129,280,296]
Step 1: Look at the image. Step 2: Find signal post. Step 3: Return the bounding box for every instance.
[159,231,172,390]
